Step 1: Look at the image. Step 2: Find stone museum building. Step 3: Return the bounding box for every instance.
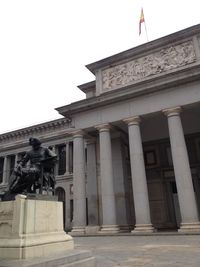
[1,24,200,234]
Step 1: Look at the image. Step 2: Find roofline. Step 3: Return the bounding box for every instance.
[77,80,96,93]
[56,63,200,117]
[86,24,200,74]
[0,117,70,139]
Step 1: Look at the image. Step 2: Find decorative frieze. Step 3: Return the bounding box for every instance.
[102,41,196,92]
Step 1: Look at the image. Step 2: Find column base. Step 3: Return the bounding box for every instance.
[131,224,155,234]
[119,224,133,232]
[69,226,86,236]
[99,225,120,234]
[85,226,100,234]
[178,222,200,233]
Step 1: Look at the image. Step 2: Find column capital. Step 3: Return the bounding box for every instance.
[123,116,141,126]
[86,138,96,145]
[163,106,182,117]
[71,130,85,138]
[95,123,111,132]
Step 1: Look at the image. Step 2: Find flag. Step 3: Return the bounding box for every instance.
[139,8,145,35]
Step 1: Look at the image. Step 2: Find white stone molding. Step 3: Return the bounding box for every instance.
[102,41,196,92]
[71,130,85,138]
[123,116,141,126]
[162,106,182,117]
[95,123,112,132]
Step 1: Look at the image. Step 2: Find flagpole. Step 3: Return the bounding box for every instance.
[144,21,149,42]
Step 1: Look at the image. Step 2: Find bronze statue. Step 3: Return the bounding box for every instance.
[3,138,57,200]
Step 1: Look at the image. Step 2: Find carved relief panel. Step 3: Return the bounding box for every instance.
[102,41,196,92]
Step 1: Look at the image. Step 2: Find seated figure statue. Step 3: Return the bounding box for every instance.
[3,138,57,200]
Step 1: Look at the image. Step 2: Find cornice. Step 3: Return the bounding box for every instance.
[77,80,96,93]
[0,117,72,145]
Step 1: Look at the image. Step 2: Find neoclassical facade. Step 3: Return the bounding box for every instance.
[1,24,200,234]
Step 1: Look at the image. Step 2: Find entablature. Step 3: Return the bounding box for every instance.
[0,117,74,153]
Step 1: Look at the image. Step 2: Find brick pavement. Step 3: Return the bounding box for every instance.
[74,235,200,267]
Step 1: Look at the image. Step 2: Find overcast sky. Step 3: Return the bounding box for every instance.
[0,0,199,134]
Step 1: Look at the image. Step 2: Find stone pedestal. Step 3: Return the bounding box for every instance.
[0,195,73,259]
[0,195,95,267]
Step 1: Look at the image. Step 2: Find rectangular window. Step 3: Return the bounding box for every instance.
[69,142,73,173]
[144,150,157,166]
[0,157,4,183]
[143,146,159,168]
[70,199,73,222]
[58,144,66,175]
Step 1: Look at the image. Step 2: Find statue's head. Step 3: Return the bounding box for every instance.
[29,137,41,148]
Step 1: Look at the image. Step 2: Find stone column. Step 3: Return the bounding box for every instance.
[65,142,70,175]
[112,137,131,231]
[95,123,119,233]
[71,130,86,234]
[2,156,8,184]
[123,117,154,233]
[14,154,19,167]
[163,107,200,232]
[85,140,100,234]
